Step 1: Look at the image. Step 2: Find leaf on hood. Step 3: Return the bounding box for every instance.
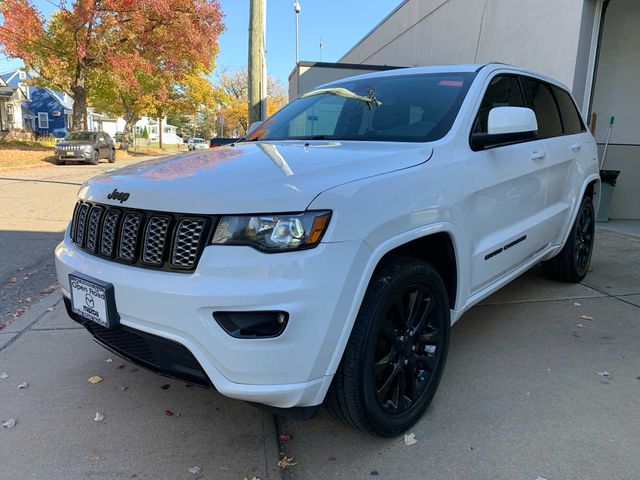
[94,412,105,422]
[17,382,28,389]
[3,418,16,429]
[88,375,104,384]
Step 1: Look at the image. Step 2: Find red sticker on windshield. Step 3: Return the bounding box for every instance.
[439,80,464,87]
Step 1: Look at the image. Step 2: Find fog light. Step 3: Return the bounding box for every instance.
[213,311,289,339]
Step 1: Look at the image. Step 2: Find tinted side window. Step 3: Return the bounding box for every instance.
[520,77,563,138]
[551,86,585,135]
[473,75,525,134]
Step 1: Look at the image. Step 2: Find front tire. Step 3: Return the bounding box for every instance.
[88,150,99,165]
[107,148,116,163]
[326,256,451,437]
[543,195,595,283]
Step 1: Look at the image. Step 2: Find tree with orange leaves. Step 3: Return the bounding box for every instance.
[0,0,224,131]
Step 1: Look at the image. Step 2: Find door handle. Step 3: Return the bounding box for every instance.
[531,151,546,161]
[570,143,582,152]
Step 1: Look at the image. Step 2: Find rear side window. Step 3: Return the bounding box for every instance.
[520,77,563,138]
[551,86,585,135]
[473,75,525,134]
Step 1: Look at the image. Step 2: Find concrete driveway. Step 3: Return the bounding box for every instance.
[1,229,638,479]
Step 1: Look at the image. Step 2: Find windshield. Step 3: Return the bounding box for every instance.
[65,132,95,141]
[247,72,476,143]
[192,138,205,143]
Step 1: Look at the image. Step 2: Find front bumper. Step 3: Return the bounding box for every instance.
[55,232,369,408]
[56,151,92,161]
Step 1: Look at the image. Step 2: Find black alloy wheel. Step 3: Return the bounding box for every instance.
[372,283,444,415]
[326,256,450,437]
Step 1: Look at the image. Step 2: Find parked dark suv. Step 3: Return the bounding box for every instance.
[54,131,116,165]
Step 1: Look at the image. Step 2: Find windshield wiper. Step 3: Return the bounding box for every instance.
[301,87,382,108]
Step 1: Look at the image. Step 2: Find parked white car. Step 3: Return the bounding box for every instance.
[55,64,599,437]
[187,137,208,151]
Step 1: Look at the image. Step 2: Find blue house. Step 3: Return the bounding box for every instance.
[0,68,96,138]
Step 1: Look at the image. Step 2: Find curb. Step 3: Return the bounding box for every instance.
[0,289,62,351]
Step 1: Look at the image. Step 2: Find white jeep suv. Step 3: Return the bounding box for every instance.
[55,64,599,437]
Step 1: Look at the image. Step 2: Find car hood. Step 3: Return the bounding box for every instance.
[81,141,433,213]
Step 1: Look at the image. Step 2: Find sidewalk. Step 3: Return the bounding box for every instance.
[0,292,280,480]
[1,230,639,480]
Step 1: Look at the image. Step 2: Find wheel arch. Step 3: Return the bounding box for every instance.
[374,232,458,311]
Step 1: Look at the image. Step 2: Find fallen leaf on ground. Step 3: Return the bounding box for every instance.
[3,419,16,429]
[115,364,125,370]
[88,375,104,384]
[120,385,129,391]
[0,372,8,380]
[13,307,28,318]
[243,477,261,480]
[576,324,584,328]
[160,384,170,390]
[597,371,610,377]
[536,477,547,480]
[574,302,582,306]
[279,433,291,442]
[188,466,202,475]
[39,283,59,296]
[90,454,104,463]
[105,358,113,363]
[8,277,17,283]
[17,382,28,389]
[94,412,105,422]
[278,456,297,470]
[580,314,594,321]
[403,432,417,446]
[47,307,54,312]
[164,410,174,416]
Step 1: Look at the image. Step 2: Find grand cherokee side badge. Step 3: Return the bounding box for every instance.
[107,188,130,203]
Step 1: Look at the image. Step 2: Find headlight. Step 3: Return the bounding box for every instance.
[211,211,331,252]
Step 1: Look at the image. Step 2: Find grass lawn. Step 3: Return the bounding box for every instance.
[0,141,186,172]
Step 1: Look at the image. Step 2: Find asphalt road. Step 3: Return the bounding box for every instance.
[0,157,161,327]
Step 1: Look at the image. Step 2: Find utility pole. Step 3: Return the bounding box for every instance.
[248,0,266,125]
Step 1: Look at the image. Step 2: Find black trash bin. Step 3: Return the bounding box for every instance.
[596,170,621,222]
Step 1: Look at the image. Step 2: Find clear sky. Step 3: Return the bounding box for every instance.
[0,0,403,85]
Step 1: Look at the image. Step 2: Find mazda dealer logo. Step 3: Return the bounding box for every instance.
[85,294,95,308]
[107,188,130,203]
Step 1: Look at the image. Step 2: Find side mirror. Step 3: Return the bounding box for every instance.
[247,121,263,134]
[471,107,538,150]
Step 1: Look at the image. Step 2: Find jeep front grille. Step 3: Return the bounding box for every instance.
[71,201,216,272]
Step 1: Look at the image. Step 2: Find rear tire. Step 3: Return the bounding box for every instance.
[542,196,595,283]
[326,256,450,437]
